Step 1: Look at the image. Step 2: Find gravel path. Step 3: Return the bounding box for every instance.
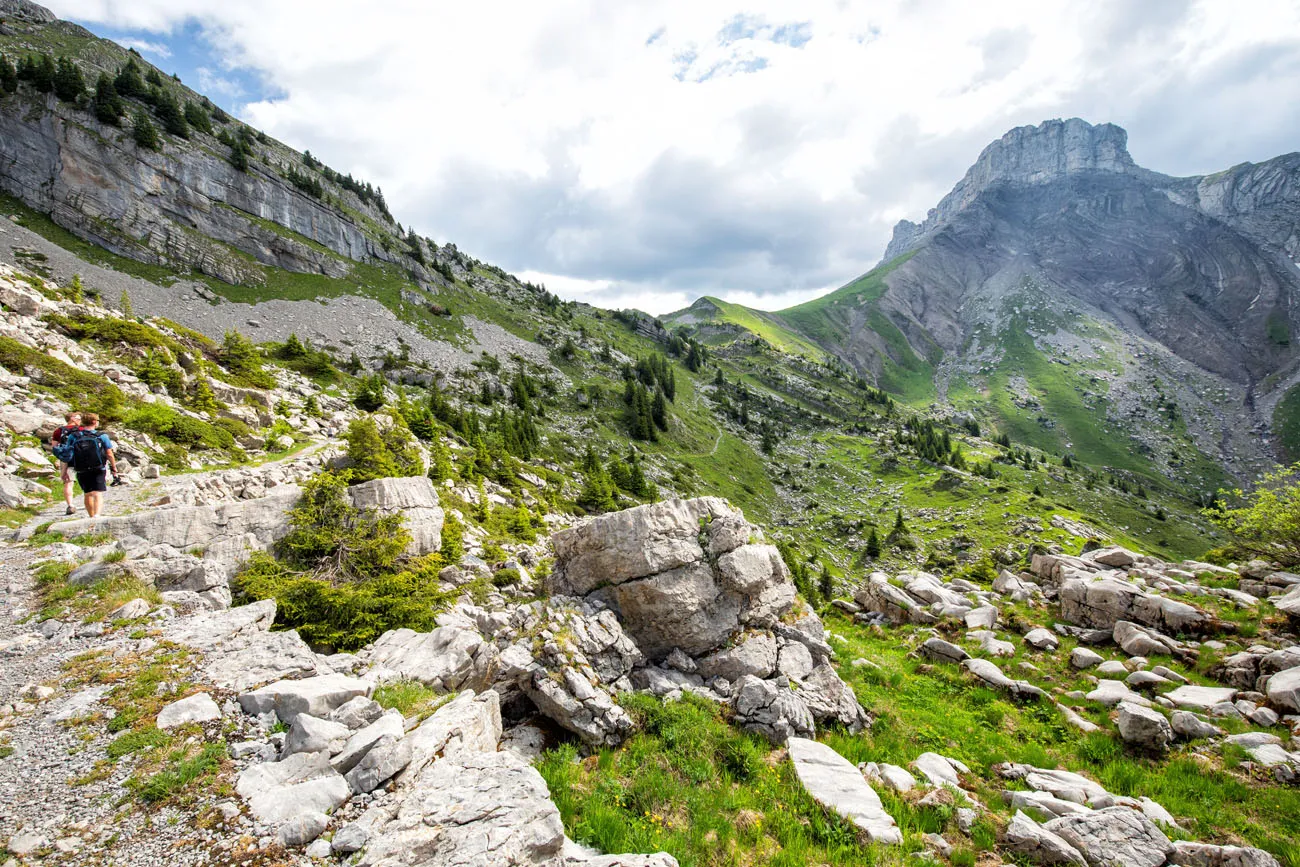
[0,452,333,865]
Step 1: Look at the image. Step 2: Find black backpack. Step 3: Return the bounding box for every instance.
[70,430,107,472]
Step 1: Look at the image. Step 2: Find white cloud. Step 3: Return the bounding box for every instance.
[43,0,1300,315]
[196,67,243,100]
[116,36,171,57]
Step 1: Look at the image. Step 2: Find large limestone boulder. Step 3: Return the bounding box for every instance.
[51,485,302,570]
[1169,842,1282,867]
[1060,576,1206,634]
[362,626,493,692]
[1003,810,1087,866]
[854,574,936,625]
[236,751,351,826]
[787,737,901,844]
[165,599,320,691]
[239,674,372,725]
[552,497,737,594]
[549,498,795,657]
[1043,807,1171,867]
[731,674,814,743]
[347,476,442,556]
[1275,584,1300,619]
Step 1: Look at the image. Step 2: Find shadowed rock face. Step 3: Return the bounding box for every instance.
[858,162,1300,388]
[776,118,1300,476]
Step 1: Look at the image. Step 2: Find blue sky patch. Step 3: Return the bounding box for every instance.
[67,17,280,115]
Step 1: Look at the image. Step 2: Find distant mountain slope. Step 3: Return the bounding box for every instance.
[672,119,1300,486]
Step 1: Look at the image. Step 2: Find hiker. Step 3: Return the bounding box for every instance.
[57,412,120,518]
[50,411,82,516]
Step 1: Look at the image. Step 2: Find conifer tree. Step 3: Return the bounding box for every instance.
[153,88,188,137]
[0,54,17,94]
[119,290,133,317]
[651,387,668,432]
[188,376,220,415]
[818,562,834,603]
[865,527,881,559]
[92,73,124,124]
[183,100,212,135]
[427,436,454,483]
[114,59,147,98]
[440,513,464,562]
[131,109,159,150]
[52,56,84,102]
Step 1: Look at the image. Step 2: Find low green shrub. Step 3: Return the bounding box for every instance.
[236,552,446,650]
[0,336,126,420]
[43,312,167,349]
[124,404,234,450]
[234,472,450,649]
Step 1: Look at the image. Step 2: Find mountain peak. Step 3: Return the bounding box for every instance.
[884,118,1137,260]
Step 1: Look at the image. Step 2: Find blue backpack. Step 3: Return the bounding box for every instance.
[58,430,106,471]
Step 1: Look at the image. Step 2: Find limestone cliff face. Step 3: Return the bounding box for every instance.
[0,5,428,286]
[884,119,1140,261]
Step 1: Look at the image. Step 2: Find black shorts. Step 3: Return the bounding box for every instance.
[76,469,108,493]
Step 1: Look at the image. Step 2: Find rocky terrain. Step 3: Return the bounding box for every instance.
[0,5,1298,864]
[0,266,1296,866]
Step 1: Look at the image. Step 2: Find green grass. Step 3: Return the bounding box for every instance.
[130,742,226,804]
[820,612,1300,864]
[539,693,902,866]
[1274,384,1300,462]
[373,679,449,719]
[107,728,170,762]
[778,251,918,348]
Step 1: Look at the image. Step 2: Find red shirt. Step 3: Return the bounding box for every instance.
[52,424,82,445]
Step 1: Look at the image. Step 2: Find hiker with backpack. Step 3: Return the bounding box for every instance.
[50,411,82,516]
[54,412,120,518]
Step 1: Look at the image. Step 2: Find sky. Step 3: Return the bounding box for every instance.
[47,0,1300,314]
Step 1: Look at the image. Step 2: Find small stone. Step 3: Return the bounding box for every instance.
[156,693,221,729]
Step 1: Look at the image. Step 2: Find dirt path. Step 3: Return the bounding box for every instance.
[0,442,340,863]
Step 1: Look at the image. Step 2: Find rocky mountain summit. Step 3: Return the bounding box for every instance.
[671,118,1300,485]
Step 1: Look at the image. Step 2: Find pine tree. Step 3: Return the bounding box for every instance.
[818,562,834,602]
[427,436,454,483]
[25,54,56,93]
[893,510,906,533]
[92,73,124,124]
[153,89,189,138]
[183,101,212,135]
[188,376,220,415]
[119,290,133,317]
[651,387,668,432]
[0,54,17,94]
[131,109,159,150]
[353,373,386,412]
[577,448,617,513]
[53,56,84,102]
[229,138,250,171]
[865,527,881,559]
[439,513,464,562]
[114,59,147,98]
